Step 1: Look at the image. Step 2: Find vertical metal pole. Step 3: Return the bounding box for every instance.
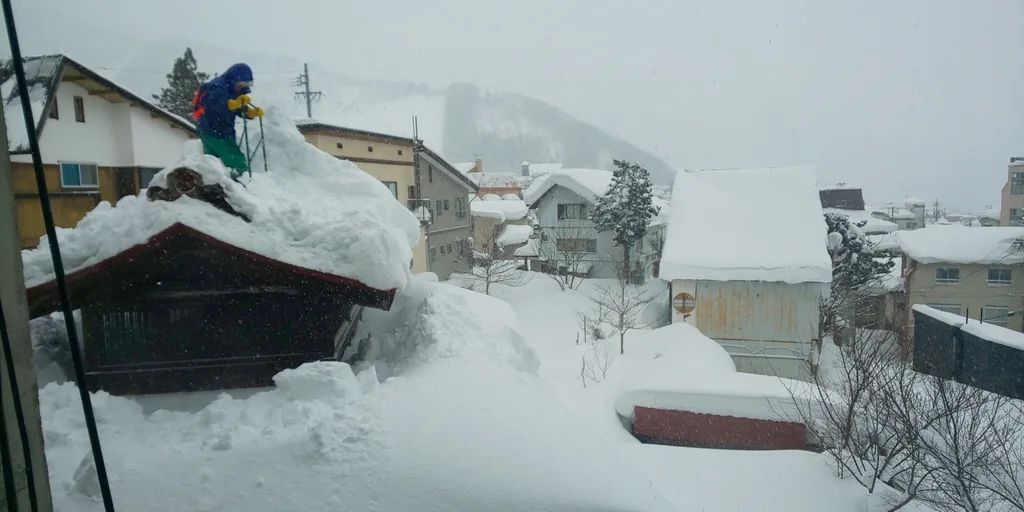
[0,358,19,510]
[242,114,251,178]
[0,1,116,510]
[0,297,38,511]
[303,63,312,118]
[258,117,268,173]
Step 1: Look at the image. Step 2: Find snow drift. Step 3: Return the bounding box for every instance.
[21,106,421,291]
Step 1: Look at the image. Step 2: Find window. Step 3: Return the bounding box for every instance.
[138,167,161,188]
[987,268,1012,286]
[982,306,1010,327]
[430,247,437,261]
[1012,208,1024,226]
[444,200,450,211]
[556,238,597,252]
[59,162,98,188]
[435,200,443,217]
[73,96,85,122]
[927,304,962,316]
[1013,172,1024,195]
[440,245,446,255]
[428,165,433,183]
[935,267,960,283]
[367,145,373,153]
[398,149,403,156]
[382,181,398,198]
[336,142,343,149]
[904,221,917,229]
[446,243,452,254]
[557,203,587,220]
[48,98,58,120]
[455,197,466,218]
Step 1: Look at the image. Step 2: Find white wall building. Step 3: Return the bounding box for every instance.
[523,168,665,278]
[660,166,832,380]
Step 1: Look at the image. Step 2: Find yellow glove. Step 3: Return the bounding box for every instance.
[245,106,264,119]
[226,95,252,111]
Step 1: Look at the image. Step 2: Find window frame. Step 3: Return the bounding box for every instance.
[1012,172,1024,195]
[444,199,450,211]
[435,200,443,217]
[382,180,398,198]
[981,306,1010,327]
[935,267,960,284]
[557,203,588,220]
[556,237,597,253]
[987,268,1012,286]
[59,161,99,189]
[73,95,85,123]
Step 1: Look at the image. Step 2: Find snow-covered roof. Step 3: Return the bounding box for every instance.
[453,162,476,174]
[470,198,528,222]
[870,205,916,220]
[898,227,1024,265]
[21,107,420,293]
[823,208,897,234]
[1,54,195,152]
[914,305,1024,351]
[496,224,533,247]
[866,232,900,252]
[523,168,612,206]
[864,257,903,295]
[524,162,563,176]
[513,238,540,257]
[660,167,832,283]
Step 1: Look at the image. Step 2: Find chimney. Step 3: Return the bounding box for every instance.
[521,161,531,177]
[473,158,483,173]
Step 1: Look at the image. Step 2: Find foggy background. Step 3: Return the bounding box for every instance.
[5,0,1022,211]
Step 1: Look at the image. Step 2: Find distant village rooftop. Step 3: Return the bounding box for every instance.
[898,226,1024,265]
[523,168,612,205]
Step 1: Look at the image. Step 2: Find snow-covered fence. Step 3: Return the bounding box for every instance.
[912,305,1024,399]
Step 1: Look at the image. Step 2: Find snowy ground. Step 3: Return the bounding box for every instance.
[38,272,920,511]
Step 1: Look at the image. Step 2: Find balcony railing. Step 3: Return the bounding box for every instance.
[407,198,432,224]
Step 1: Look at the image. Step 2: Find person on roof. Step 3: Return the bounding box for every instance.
[192,63,264,179]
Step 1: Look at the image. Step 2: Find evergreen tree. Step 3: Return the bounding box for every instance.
[153,48,209,120]
[592,160,660,282]
[825,213,894,290]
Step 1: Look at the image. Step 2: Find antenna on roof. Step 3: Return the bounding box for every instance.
[412,115,419,141]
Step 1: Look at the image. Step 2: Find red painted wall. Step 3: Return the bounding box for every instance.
[632,406,810,451]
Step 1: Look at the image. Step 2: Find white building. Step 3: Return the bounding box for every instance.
[3,54,196,246]
[660,167,832,380]
[523,168,666,278]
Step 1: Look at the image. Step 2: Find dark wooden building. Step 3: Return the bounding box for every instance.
[818,187,865,210]
[26,223,396,395]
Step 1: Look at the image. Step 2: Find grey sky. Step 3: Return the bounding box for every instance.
[7,0,1023,211]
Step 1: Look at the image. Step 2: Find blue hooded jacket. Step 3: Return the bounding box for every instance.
[195,63,253,139]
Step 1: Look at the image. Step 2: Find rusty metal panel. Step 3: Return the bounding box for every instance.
[694,280,823,343]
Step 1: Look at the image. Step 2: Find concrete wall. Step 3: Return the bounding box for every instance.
[0,104,55,511]
[414,152,475,280]
[671,278,826,380]
[904,260,1024,333]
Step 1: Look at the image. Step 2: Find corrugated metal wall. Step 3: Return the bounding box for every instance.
[694,281,823,343]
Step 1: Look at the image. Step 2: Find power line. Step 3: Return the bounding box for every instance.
[293,62,322,118]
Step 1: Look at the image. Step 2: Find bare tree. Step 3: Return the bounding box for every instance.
[537,221,593,291]
[580,343,613,388]
[589,272,651,354]
[795,324,1024,512]
[472,222,530,295]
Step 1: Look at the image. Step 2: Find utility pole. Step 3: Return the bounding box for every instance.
[293,63,322,118]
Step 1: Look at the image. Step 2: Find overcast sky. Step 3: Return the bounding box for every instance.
[7,0,1023,211]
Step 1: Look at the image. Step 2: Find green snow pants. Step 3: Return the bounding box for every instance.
[200,133,248,178]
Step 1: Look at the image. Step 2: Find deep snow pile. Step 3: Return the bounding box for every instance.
[21,107,421,291]
[40,276,675,511]
[660,167,833,284]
